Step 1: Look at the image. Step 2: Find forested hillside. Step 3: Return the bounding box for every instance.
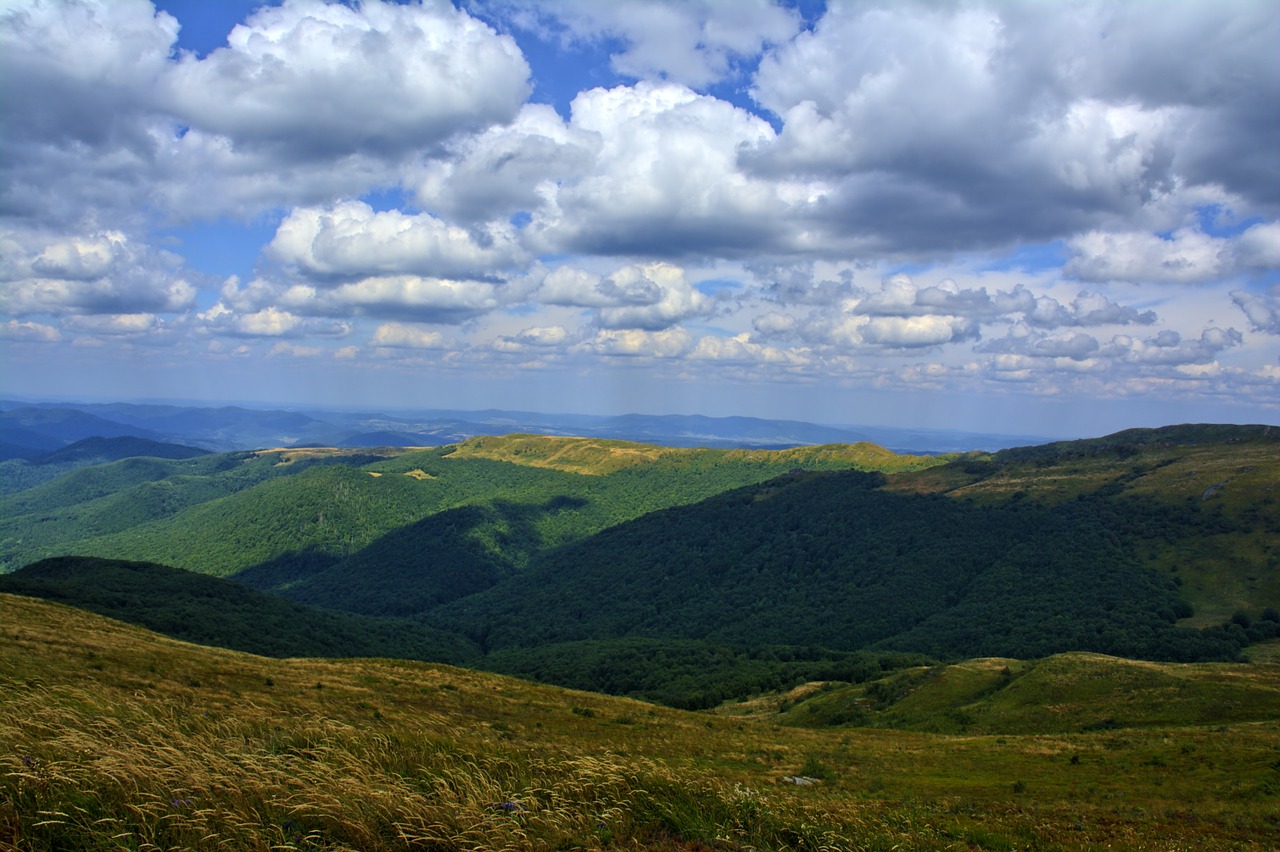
[0,556,478,664]
[1,424,1276,707]
[426,468,1263,662]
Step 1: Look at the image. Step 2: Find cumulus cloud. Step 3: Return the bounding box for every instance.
[198,302,348,339]
[746,1,1280,254]
[163,0,530,159]
[860,315,978,348]
[1024,291,1156,329]
[537,262,713,330]
[412,102,599,223]
[1065,228,1233,283]
[979,326,1101,361]
[751,273,1162,356]
[1230,285,1280,335]
[268,201,527,280]
[63,313,159,335]
[1054,220,1280,288]
[0,231,196,316]
[483,0,799,88]
[1103,327,1243,366]
[1,0,530,225]
[749,260,859,306]
[523,81,811,257]
[578,326,692,357]
[691,332,800,365]
[515,325,571,346]
[0,0,174,153]
[371,322,446,349]
[0,319,60,342]
[281,275,501,324]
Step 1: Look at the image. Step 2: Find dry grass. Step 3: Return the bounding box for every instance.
[4,594,1280,850]
[444,435,949,477]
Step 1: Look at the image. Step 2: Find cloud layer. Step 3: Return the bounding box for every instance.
[1,0,1276,425]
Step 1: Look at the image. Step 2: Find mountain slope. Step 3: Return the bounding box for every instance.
[888,423,1280,623]
[4,594,1280,850]
[427,467,1254,661]
[34,435,208,465]
[0,556,478,664]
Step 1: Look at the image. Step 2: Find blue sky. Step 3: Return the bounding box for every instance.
[1,0,1277,438]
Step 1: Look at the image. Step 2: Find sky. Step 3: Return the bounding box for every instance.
[1,0,1277,438]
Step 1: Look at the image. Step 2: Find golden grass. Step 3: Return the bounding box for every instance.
[5,594,1280,850]
[444,434,949,476]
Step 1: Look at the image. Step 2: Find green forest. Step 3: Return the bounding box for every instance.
[1,425,1277,707]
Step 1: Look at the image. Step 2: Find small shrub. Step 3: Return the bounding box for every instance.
[798,754,836,782]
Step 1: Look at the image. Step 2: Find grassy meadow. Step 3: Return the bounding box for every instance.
[4,593,1280,851]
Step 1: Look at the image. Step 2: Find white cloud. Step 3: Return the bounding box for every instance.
[197,301,349,339]
[524,81,813,257]
[1235,222,1280,269]
[1230,284,1280,335]
[860,315,977,348]
[269,201,527,280]
[579,326,693,357]
[979,326,1101,361]
[1065,228,1233,284]
[0,230,196,316]
[746,1,1280,255]
[230,307,304,337]
[0,319,60,342]
[63,313,159,335]
[595,263,713,330]
[163,0,530,159]
[1,0,530,226]
[282,275,500,323]
[268,341,325,358]
[691,332,796,364]
[516,325,571,346]
[486,0,798,88]
[537,261,713,329]
[752,310,798,336]
[412,102,599,222]
[1104,327,1243,366]
[371,322,446,349]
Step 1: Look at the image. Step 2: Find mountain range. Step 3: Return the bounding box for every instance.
[1,421,1276,709]
[0,398,1052,457]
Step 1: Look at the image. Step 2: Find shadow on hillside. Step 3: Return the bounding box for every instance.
[231,496,589,619]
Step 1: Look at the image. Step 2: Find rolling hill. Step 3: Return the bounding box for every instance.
[0,423,1276,710]
[0,556,477,664]
[4,593,1280,850]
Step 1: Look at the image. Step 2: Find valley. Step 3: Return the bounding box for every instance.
[1,420,1278,848]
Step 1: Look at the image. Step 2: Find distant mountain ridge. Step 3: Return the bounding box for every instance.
[0,398,1053,455]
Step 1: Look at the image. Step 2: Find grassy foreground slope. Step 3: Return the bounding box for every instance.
[746,652,1280,735]
[4,594,1280,850]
